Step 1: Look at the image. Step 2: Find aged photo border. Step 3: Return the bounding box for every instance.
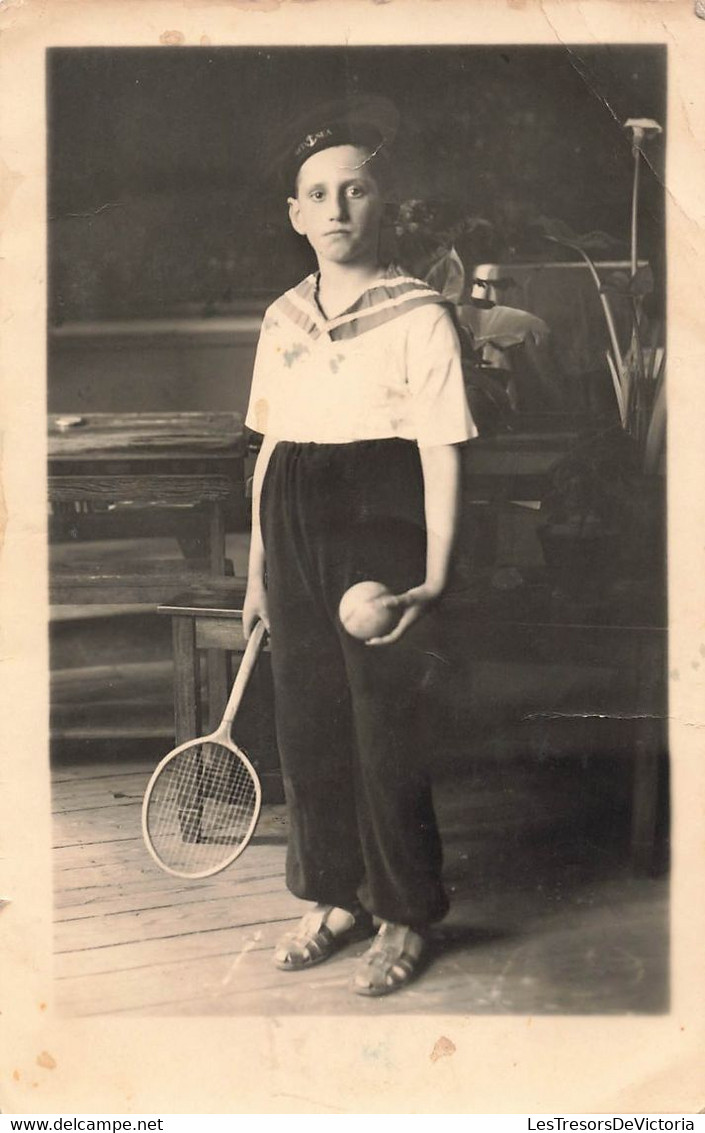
[1,0,704,1115]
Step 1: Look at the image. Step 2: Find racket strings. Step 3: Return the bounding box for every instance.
[145,741,259,875]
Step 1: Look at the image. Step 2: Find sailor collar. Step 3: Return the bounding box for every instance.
[269,267,450,344]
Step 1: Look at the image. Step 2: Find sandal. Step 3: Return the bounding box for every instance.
[274,904,373,972]
[351,922,427,997]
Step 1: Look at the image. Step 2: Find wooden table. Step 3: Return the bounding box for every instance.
[49,411,247,731]
[48,411,246,605]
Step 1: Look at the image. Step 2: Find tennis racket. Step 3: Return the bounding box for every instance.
[142,619,267,879]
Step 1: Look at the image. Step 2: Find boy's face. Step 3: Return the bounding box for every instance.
[288,144,384,269]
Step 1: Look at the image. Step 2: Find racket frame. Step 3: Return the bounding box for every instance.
[141,619,267,879]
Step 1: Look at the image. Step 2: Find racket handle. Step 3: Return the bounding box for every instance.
[219,618,268,729]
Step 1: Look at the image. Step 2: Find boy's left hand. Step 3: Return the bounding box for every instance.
[365,583,441,646]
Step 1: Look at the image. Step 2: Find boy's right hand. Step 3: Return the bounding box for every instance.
[242,580,271,639]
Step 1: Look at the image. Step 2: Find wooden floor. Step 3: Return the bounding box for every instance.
[53,751,668,1017]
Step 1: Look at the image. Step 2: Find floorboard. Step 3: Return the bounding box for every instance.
[54,861,285,907]
[52,752,668,1017]
[55,915,296,980]
[55,874,291,922]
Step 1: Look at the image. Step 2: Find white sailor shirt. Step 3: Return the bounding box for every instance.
[245,266,478,449]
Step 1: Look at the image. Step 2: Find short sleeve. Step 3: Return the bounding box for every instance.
[405,305,478,447]
[244,311,277,436]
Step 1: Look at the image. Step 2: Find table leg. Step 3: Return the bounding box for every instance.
[172,615,200,744]
[208,500,226,575]
[207,649,229,731]
[206,504,229,719]
[630,634,666,876]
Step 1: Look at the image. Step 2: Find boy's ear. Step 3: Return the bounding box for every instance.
[288,196,305,236]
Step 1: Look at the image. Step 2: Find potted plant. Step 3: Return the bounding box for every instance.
[389,126,666,613]
[536,118,666,609]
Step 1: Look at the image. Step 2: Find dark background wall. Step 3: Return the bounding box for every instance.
[48,45,666,323]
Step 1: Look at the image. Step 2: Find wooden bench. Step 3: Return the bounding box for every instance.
[157,579,283,801]
[158,579,250,737]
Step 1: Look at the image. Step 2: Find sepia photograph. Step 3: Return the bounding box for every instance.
[2,0,704,1115]
[47,42,668,1017]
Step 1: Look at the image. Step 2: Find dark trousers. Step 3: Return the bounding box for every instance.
[260,438,449,927]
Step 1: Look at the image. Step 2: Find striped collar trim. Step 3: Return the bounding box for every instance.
[273,269,446,341]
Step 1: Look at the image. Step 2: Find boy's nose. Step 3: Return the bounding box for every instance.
[330,192,350,221]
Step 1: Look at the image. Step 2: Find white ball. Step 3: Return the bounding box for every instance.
[338,580,399,641]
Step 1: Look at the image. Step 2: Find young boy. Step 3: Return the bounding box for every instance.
[243,96,477,997]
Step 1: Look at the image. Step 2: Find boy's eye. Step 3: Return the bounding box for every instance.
[309,189,325,201]
[346,184,365,198]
